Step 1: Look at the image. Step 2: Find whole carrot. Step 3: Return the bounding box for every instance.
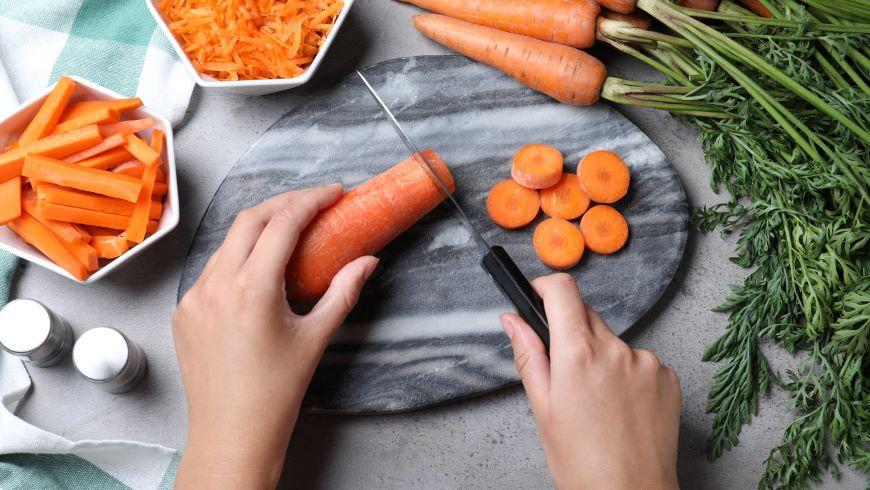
[677,0,721,10]
[285,149,455,301]
[398,0,600,48]
[598,0,636,14]
[413,14,607,106]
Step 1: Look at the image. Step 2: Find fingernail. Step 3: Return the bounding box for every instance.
[500,314,516,340]
[328,182,343,191]
[363,257,379,280]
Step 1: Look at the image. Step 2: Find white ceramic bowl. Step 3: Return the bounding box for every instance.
[0,76,180,284]
[145,0,355,95]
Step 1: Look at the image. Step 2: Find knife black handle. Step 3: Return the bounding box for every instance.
[481,246,550,351]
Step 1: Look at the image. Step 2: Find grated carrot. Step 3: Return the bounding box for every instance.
[159,0,344,81]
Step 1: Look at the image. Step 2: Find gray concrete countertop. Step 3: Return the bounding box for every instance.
[11,1,861,488]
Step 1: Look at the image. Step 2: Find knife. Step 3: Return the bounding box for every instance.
[357,71,550,351]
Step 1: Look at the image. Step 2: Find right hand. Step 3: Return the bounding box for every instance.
[500,274,682,489]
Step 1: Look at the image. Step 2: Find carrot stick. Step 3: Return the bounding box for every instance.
[65,238,99,271]
[125,162,158,243]
[511,144,564,189]
[22,154,143,202]
[677,0,720,10]
[413,14,607,106]
[539,173,590,220]
[576,150,630,203]
[152,182,168,197]
[64,133,126,164]
[53,108,119,134]
[0,176,21,225]
[91,236,129,259]
[146,220,158,234]
[597,0,635,14]
[37,184,162,218]
[37,201,130,229]
[600,8,653,29]
[81,225,121,237]
[18,77,76,147]
[399,0,599,48]
[8,211,88,280]
[112,162,166,182]
[486,178,540,229]
[75,148,133,170]
[99,118,154,138]
[579,205,629,254]
[533,218,585,269]
[21,191,86,244]
[71,223,92,243]
[60,98,142,122]
[123,133,161,167]
[4,139,18,151]
[736,0,772,17]
[0,124,104,177]
[150,129,165,156]
[285,149,455,301]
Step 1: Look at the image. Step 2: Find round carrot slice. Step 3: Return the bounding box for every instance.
[486,179,540,229]
[579,205,629,254]
[576,150,630,203]
[511,144,564,189]
[533,218,585,270]
[539,173,591,220]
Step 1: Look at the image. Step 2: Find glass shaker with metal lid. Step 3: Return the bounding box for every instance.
[0,299,74,367]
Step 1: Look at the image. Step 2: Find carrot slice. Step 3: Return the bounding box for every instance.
[22,154,143,202]
[539,173,590,220]
[99,118,154,138]
[60,98,142,122]
[54,108,119,134]
[91,236,129,259]
[18,77,76,147]
[122,133,161,168]
[486,179,540,229]
[112,162,166,182]
[37,201,129,229]
[512,144,563,189]
[8,211,88,280]
[37,184,162,219]
[533,218,585,269]
[0,177,21,225]
[76,148,134,170]
[579,205,629,254]
[576,150,630,203]
[21,191,85,244]
[64,133,126,164]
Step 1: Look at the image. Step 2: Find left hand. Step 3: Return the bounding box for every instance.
[172,185,379,489]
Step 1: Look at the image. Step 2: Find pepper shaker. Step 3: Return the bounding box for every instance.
[72,327,147,393]
[0,299,74,367]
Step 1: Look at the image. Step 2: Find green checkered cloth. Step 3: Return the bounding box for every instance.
[0,0,192,487]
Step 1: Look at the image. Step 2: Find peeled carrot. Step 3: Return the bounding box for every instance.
[597,0,635,14]
[511,144,564,189]
[576,150,630,203]
[533,218,585,269]
[285,149,455,301]
[413,14,607,106]
[81,225,121,237]
[486,179,540,229]
[21,191,85,244]
[99,118,154,138]
[600,8,653,29]
[75,148,133,170]
[400,0,599,48]
[125,163,158,243]
[64,133,126,163]
[0,177,21,225]
[18,77,76,147]
[54,108,119,134]
[22,155,143,203]
[539,173,590,220]
[37,184,162,219]
[150,129,165,155]
[123,133,161,167]
[737,0,772,17]
[8,211,88,280]
[0,125,103,177]
[579,205,629,254]
[113,161,166,182]
[71,223,92,243]
[91,236,129,259]
[60,98,142,122]
[65,238,99,271]
[37,201,129,229]
[677,0,720,10]
[152,183,168,198]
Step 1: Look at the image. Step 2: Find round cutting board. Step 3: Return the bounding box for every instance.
[179,56,688,413]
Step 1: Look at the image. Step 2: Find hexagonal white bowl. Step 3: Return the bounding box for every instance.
[145,0,355,95]
[0,76,179,284]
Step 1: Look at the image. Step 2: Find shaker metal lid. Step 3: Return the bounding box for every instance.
[0,299,51,353]
[73,327,129,381]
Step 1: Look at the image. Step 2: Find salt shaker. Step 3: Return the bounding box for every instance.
[72,327,147,393]
[0,299,74,367]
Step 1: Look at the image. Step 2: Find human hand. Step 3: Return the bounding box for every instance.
[500,274,681,490]
[173,185,378,489]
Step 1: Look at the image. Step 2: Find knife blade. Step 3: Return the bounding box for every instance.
[357,70,550,351]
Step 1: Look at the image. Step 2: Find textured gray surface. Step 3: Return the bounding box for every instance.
[10,0,862,488]
[180,55,687,412]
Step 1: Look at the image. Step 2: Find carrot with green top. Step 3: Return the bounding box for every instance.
[22,154,143,202]
[18,77,76,147]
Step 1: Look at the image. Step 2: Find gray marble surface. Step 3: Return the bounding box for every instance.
[180,56,687,412]
[11,0,863,487]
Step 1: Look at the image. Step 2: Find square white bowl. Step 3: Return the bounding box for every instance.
[0,76,180,284]
[145,0,355,96]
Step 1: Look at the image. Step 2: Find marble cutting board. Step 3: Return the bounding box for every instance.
[179,55,688,413]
